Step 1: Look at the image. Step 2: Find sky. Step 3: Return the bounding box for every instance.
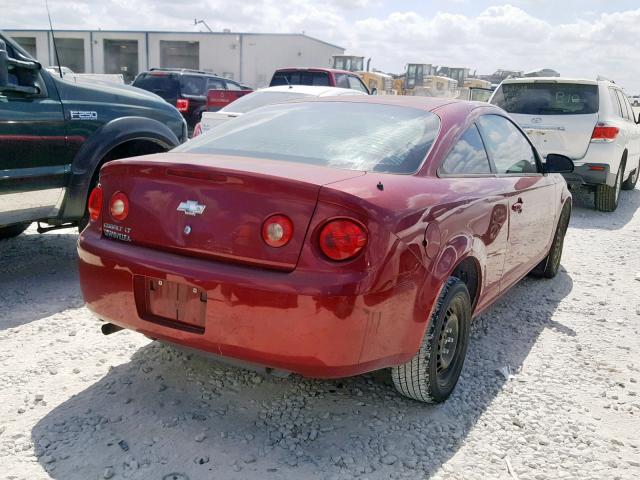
[3,0,640,92]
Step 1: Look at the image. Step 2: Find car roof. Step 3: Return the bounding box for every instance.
[140,69,227,80]
[274,67,356,75]
[285,94,489,113]
[500,77,601,86]
[253,85,367,96]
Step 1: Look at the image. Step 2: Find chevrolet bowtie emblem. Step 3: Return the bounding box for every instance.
[177,200,206,216]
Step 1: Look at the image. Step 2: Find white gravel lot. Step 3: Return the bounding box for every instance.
[1,186,639,480]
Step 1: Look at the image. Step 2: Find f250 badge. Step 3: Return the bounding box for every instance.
[70,111,98,121]
[177,200,206,216]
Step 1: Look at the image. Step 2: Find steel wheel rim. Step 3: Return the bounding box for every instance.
[436,298,463,386]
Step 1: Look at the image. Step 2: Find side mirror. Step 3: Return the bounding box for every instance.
[370,87,377,95]
[545,153,574,174]
[0,38,41,94]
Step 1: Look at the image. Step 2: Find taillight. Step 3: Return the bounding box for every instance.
[109,192,129,222]
[192,122,202,137]
[319,219,368,261]
[176,98,189,112]
[262,214,293,247]
[591,124,619,142]
[87,185,103,222]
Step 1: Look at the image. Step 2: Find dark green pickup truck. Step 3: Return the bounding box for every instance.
[0,32,187,238]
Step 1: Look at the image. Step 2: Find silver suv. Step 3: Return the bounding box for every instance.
[490,78,640,211]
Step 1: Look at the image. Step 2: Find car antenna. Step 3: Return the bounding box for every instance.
[45,0,63,78]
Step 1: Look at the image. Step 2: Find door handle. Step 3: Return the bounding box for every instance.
[511,198,523,213]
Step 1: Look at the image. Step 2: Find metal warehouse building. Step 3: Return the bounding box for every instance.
[4,29,345,86]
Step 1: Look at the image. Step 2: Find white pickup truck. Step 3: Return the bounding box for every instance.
[194,85,366,137]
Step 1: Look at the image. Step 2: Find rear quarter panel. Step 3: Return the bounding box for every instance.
[319,170,511,363]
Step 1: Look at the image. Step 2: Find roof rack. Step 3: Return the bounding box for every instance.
[149,67,212,75]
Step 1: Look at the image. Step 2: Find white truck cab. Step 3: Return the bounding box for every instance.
[490,78,640,211]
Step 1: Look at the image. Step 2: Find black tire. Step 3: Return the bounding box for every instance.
[594,163,623,212]
[391,277,471,403]
[531,203,571,279]
[622,160,639,191]
[0,222,31,240]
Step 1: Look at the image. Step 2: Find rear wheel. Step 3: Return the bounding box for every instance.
[391,277,471,403]
[594,162,623,212]
[0,222,31,240]
[622,160,639,191]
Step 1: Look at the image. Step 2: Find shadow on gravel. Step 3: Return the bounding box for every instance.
[32,270,573,480]
[569,186,639,230]
[0,229,82,330]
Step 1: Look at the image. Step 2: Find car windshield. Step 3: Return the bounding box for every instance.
[222,91,311,113]
[133,73,179,99]
[177,102,440,174]
[492,82,599,115]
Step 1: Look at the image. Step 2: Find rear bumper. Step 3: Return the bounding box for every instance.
[77,229,424,378]
[562,163,617,188]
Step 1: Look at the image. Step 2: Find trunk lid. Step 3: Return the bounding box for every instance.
[99,153,365,271]
[509,112,598,159]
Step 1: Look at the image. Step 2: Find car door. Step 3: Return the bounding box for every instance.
[438,123,509,310]
[477,114,557,291]
[0,42,68,226]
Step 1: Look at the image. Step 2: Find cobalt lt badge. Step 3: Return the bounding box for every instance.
[177,200,206,216]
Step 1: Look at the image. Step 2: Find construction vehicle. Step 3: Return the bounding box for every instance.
[458,78,494,102]
[359,71,394,95]
[331,55,366,72]
[403,63,436,93]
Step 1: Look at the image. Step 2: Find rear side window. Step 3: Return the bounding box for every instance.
[347,75,369,93]
[180,76,207,96]
[132,73,179,99]
[206,77,225,90]
[225,81,242,91]
[335,73,350,89]
[492,82,599,115]
[615,90,633,121]
[477,115,538,174]
[178,102,441,174]
[608,88,623,117]
[440,125,491,175]
[271,71,330,87]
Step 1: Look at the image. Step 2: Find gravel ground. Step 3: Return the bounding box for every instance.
[1,186,639,480]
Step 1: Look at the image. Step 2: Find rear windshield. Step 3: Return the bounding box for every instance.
[132,73,179,99]
[223,91,310,113]
[177,102,440,174]
[491,82,599,115]
[180,75,207,96]
[271,71,330,87]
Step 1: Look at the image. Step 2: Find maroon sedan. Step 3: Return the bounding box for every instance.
[78,97,573,403]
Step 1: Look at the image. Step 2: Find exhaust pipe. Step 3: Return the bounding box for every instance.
[101,323,124,335]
